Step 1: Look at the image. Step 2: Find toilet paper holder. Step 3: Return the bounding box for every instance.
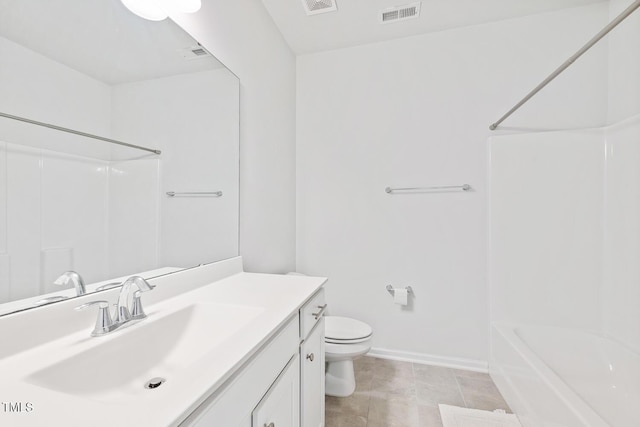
[386,285,414,296]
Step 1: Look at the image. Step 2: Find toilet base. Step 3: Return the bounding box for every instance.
[325,359,356,397]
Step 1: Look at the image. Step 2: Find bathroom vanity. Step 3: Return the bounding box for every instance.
[0,257,326,427]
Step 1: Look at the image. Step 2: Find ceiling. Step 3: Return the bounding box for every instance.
[260,0,608,54]
[0,0,223,85]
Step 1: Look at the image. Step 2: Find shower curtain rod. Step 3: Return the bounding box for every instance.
[0,111,162,155]
[489,0,640,131]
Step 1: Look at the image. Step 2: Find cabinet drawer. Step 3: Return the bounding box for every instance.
[299,289,326,340]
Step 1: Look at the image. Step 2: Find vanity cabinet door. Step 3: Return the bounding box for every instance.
[300,317,325,427]
[252,354,300,427]
[179,317,299,427]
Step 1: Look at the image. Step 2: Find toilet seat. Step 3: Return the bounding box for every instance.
[325,316,372,344]
[326,336,372,344]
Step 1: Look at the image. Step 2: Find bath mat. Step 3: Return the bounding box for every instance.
[439,405,522,427]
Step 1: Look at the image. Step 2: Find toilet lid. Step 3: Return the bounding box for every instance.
[325,316,372,341]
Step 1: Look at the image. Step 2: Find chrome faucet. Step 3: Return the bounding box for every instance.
[75,275,155,337]
[54,271,86,296]
[115,276,155,324]
[75,300,117,337]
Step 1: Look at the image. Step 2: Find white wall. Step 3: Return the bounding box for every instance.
[106,158,160,278]
[0,36,112,136]
[296,4,608,364]
[169,0,297,273]
[111,69,240,272]
[0,36,113,159]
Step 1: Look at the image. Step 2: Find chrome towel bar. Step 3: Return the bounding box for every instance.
[166,191,223,197]
[385,184,471,193]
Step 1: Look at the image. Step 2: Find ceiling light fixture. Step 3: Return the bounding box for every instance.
[120,0,202,21]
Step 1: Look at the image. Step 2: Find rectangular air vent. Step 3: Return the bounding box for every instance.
[190,48,208,56]
[178,45,211,60]
[379,2,421,24]
[301,0,338,16]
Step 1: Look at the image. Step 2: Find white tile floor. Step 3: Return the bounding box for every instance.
[325,356,511,427]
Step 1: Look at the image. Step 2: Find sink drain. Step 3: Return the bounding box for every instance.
[144,377,166,389]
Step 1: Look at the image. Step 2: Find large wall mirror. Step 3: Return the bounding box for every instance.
[0,0,240,316]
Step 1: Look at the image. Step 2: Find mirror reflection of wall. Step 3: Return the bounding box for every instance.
[0,0,239,314]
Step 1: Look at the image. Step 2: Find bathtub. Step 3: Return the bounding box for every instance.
[490,324,640,427]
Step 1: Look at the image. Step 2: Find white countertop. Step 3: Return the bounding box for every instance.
[0,258,326,427]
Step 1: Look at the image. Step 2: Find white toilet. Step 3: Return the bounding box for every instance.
[324,316,373,397]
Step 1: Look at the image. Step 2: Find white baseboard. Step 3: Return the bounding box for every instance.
[366,347,488,373]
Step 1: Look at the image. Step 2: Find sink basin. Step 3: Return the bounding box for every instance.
[26,303,264,402]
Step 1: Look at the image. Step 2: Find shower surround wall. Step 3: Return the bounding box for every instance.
[489,1,640,426]
[0,143,112,302]
[296,4,608,367]
[489,116,640,427]
[604,0,640,356]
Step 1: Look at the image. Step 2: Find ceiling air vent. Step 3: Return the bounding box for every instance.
[379,2,421,24]
[178,44,211,60]
[301,0,337,16]
[190,47,208,56]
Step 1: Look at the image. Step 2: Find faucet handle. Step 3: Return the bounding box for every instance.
[75,300,117,337]
[116,304,132,324]
[131,290,148,320]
